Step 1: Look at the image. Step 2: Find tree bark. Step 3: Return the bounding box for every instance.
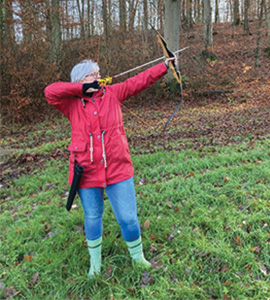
[188,0,193,28]
[255,0,264,66]
[215,0,219,23]
[119,0,127,31]
[265,0,270,44]
[102,0,109,39]
[244,0,251,34]
[3,0,15,45]
[50,0,61,66]
[76,0,85,39]
[233,0,241,25]
[203,0,212,49]
[164,0,180,84]
[158,0,163,29]
[143,0,148,30]
[128,0,139,31]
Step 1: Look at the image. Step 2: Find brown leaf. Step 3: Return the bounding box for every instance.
[189,171,195,177]
[140,272,154,288]
[174,206,180,212]
[166,200,173,209]
[143,220,150,229]
[250,246,261,254]
[234,236,242,246]
[4,287,21,298]
[259,264,268,276]
[220,264,229,272]
[103,265,113,279]
[31,272,39,285]
[24,255,32,262]
[224,176,230,183]
[149,234,156,240]
[222,281,234,286]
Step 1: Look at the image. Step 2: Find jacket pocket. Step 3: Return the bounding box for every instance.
[68,142,87,152]
[68,141,88,166]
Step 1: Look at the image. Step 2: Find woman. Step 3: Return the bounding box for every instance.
[45,56,176,277]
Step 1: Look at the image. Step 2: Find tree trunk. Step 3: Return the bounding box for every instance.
[128,0,139,31]
[265,0,270,44]
[215,0,219,23]
[86,0,90,37]
[3,0,15,45]
[0,0,4,49]
[233,0,241,25]
[164,0,180,84]
[119,0,127,31]
[244,0,251,34]
[182,0,187,26]
[76,0,85,39]
[158,0,163,29]
[255,0,264,66]
[102,0,109,39]
[143,0,148,30]
[50,0,61,67]
[188,0,193,28]
[203,0,212,49]
[91,1,94,35]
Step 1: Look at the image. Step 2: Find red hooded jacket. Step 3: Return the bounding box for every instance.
[45,63,168,188]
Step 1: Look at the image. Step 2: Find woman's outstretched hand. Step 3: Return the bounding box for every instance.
[165,54,178,68]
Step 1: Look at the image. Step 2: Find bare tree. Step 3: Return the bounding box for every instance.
[233,0,241,25]
[1,0,15,46]
[265,0,270,44]
[50,0,61,66]
[187,0,193,28]
[128,0,139,31]
[215,0,219,23]
[244,0,251,34]
[158,0,163,29]
[255,0,264,66]
[102,0,109,39]
[119,0,127,31]
[203,0,212,49]
[143,0,148,30]
[76,0,85,39]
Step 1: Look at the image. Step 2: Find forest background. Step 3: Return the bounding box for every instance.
[1,0,270,299]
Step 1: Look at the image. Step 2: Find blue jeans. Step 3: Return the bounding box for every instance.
[78,177,141,242]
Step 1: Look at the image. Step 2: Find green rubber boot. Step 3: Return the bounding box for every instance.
[126,236,151,268]
[87,236,102,277]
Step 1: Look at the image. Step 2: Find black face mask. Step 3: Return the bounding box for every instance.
[82,81,101,96]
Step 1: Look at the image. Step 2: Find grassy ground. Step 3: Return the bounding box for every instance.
[1,111,270,299]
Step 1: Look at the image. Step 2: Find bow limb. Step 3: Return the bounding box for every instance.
[150,27,183,132]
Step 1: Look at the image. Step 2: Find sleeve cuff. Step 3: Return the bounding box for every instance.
[164,62,169,70]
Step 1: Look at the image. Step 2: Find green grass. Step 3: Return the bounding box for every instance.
[1,134,270,299]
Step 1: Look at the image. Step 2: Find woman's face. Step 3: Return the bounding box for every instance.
[81,69,101,83]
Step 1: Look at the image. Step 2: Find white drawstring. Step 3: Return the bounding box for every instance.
[101,130,107,168]
[89,133,93,163]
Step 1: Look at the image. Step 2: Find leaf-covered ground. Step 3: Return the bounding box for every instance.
[1,22,270,299]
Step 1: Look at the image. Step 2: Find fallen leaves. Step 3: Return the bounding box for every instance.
[143,219,150,229]
[24,255,33,262]
[259,264,268,277]
[224,176,230,183]
[140,272,154,288]
[3,287,21,299]
[250,246,261,254]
